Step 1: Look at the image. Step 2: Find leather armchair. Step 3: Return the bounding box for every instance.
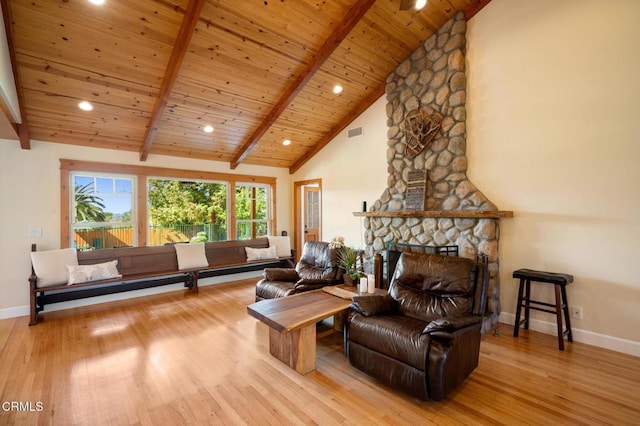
[255,241,343,301]
[346,251,488,400]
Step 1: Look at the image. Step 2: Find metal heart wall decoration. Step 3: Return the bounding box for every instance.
[403,109,442,158]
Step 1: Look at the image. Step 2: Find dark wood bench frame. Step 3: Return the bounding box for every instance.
[29,238,294,325]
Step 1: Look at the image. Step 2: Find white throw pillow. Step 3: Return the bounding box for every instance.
[174,243,209,270]
[66,260,122,285]
[245,246,278,261]
[30,248,78,288]
[267,236,292,258]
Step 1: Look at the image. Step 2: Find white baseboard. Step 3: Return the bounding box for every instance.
[500,312,640,358]
[0,271,262,321]
[0,305,30,320]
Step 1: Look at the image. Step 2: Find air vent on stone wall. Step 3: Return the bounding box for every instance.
[347,126,363,138]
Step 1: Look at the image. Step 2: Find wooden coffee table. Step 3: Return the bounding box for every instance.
[247,289,354,374]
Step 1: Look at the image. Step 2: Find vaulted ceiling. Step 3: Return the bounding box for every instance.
[1,0,489,173]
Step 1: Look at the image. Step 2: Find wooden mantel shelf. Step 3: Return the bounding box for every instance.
[353,210,513,219]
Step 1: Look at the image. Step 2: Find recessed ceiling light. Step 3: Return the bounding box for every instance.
[333,85,343,95]
[78,101,93,111]
[415,0,427,10]
[203,125,214,133]
[88,0,105,5]
[282,139,291,146]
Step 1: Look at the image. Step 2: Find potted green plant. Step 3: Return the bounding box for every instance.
[338,246,363,286]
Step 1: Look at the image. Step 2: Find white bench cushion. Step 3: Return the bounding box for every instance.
[31,248,78,288]
[267,235,292,258]
[174,243,209,270]
[245,246,278,261]
[66,260,122,285]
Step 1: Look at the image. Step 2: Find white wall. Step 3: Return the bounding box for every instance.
[466,0,640,351]
[0,140,292,315]
[292,96,388,249]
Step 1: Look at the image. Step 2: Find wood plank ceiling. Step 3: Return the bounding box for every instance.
[3,0,490,173]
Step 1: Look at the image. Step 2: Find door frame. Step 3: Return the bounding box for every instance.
[293,178,322,261]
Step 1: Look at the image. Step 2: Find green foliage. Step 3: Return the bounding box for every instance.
[74,183,106,222]
[235,185,267,220]
[148,179,227,226]
[338,246,363,280]
[190,231,208,243]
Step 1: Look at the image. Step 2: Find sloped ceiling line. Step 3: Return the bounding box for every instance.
[1,0,29,148]
[289,0,493,174]
[5,0,492,168]
[228,0,377,170]
[289,81,386,174]
[139,0,205,161]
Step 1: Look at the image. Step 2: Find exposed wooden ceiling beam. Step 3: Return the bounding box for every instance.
[139,0,205,161]
[229,0,377,170]
[463,0,492,20]
[289,82,385,174]
[288,0,493,174]
[0,96,19,140]
[2,0,30,149]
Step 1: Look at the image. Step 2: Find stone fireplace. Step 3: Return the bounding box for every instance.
[361,12,509,333]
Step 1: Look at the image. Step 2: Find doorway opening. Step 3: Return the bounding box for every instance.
[293,179,322,261]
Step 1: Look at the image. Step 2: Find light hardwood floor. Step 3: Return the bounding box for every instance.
[1,279,639,425]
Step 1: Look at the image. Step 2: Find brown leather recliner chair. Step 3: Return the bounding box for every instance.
[346,251,488,400]
[255,241,343,301]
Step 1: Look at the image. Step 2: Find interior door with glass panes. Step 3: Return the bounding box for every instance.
[303,186,320,242]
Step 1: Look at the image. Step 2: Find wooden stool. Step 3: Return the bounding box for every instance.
[512,269,574,350]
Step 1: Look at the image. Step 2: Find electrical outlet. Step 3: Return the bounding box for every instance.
[571,306,583,320]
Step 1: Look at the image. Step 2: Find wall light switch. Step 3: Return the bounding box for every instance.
[28,227,43,238]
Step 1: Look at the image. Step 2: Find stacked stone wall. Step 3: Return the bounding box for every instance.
[363,12,501,333]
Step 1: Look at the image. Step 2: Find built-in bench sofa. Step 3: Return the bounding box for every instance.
[29,238,294,325]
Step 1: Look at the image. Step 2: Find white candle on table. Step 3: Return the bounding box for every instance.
[359,277,368,293]
[367,274,376,293]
